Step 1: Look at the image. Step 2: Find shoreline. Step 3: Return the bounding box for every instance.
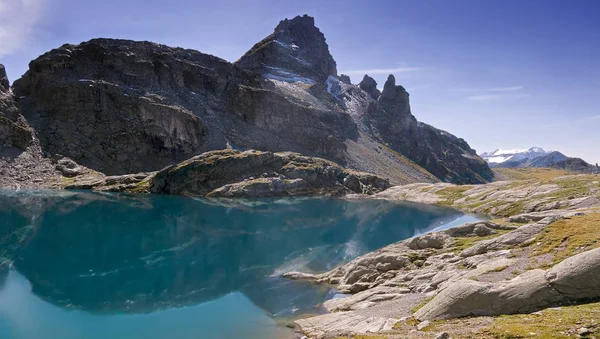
[283,171,600,338]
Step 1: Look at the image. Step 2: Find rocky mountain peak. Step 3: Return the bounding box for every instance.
[339,74,352,84]
[359,74,380,100]
[380,74,407,99]
[236,15,337,83]
[0,64,9,92]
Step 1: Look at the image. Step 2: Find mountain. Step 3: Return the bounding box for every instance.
[551,157,600,173]
[480,147,551,165]
[480,147,598,173]
[2,15,492,186]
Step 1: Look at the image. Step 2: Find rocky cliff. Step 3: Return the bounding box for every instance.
[5,15,492,185]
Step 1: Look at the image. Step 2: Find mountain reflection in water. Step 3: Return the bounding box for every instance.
[0,190,480,338]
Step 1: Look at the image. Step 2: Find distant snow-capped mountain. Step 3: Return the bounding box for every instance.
[480,147,549,164]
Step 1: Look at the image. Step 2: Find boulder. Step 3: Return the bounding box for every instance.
[406,233,448,250]
[546,247,600,299]
[416,247,600,321]
[415,269,562,320]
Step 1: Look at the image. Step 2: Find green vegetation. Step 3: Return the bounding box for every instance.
[481,301,600,339]
[411,296,434,314]
[493,167,569,182]
[436,185,473,205]
[533,213,600,263]
[451,230,511,253]
[490,265,508,272]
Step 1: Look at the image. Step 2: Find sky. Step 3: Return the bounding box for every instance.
[1,0,599,164]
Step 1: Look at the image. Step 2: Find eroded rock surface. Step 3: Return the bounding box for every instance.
[67,149,390,197]
[415,247,600,320]
[286,209,600,337]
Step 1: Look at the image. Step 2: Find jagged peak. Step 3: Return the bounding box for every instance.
[0,64,9,92]
[359,74,380,100]
[236,14,337,83]
[380,74,408,100]
[275,14,316,32]
[339,74,351,84]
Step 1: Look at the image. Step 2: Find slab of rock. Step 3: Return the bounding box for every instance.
[415,247,600,321]
[69,149,390,198]
[460,216,562,257]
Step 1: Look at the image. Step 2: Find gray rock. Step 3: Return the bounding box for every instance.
[339,74,351,84]
[546,247,600,299]
[415,269,562,320]
[406,233,448,250]
[0,64,9,92]
[358,74,381,100]
[460,217,560,257]
[87,149,390,197]
[416,247,600,321]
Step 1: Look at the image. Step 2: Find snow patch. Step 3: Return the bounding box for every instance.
[264,66,316,85]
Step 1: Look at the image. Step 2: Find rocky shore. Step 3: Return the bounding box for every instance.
[284,170,600,338]
[57,149,390,197]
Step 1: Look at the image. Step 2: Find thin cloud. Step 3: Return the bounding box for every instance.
[587,115,600,121]
[467,94,502,101]
[341,67,422,75]
[489,86,524,92]
[467,93,530,101]
[0,0,45,56]
[450,85,524,92]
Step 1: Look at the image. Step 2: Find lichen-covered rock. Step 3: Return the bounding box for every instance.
[74,149,390,197]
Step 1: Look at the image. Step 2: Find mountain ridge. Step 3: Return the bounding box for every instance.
[1,14,492,187]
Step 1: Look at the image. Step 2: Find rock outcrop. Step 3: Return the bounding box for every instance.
[67,149,391,197]
[4,15,492,186]
[415,247,600,320]
[286,208,600,337]
[0,64,33,150]
[358,74,493,184]
[236,14,337,84]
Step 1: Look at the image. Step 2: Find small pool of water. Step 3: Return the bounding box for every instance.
[0,190,482,339]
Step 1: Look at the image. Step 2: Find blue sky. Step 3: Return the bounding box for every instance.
[1,0,599,163]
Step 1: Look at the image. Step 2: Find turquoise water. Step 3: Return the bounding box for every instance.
[0,190,480,339]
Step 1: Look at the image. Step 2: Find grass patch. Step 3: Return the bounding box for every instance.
[491,265,509,272]
[533,213,600,263]
[452,230,511,253]
[411,297,434,314]
[480,301,600,338]
[437,185,473,205]
[493,168,569,182]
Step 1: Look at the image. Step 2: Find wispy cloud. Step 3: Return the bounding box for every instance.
[457,85,527,101]
[341,67,422,76]
[450,85,524,92]
[467,94,503,101]
[488,86,524,92]
[586,115,600,121]
[0,0,46,56]
[467,93,530,101]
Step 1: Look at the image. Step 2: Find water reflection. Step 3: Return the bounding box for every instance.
[0,190,478,318]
